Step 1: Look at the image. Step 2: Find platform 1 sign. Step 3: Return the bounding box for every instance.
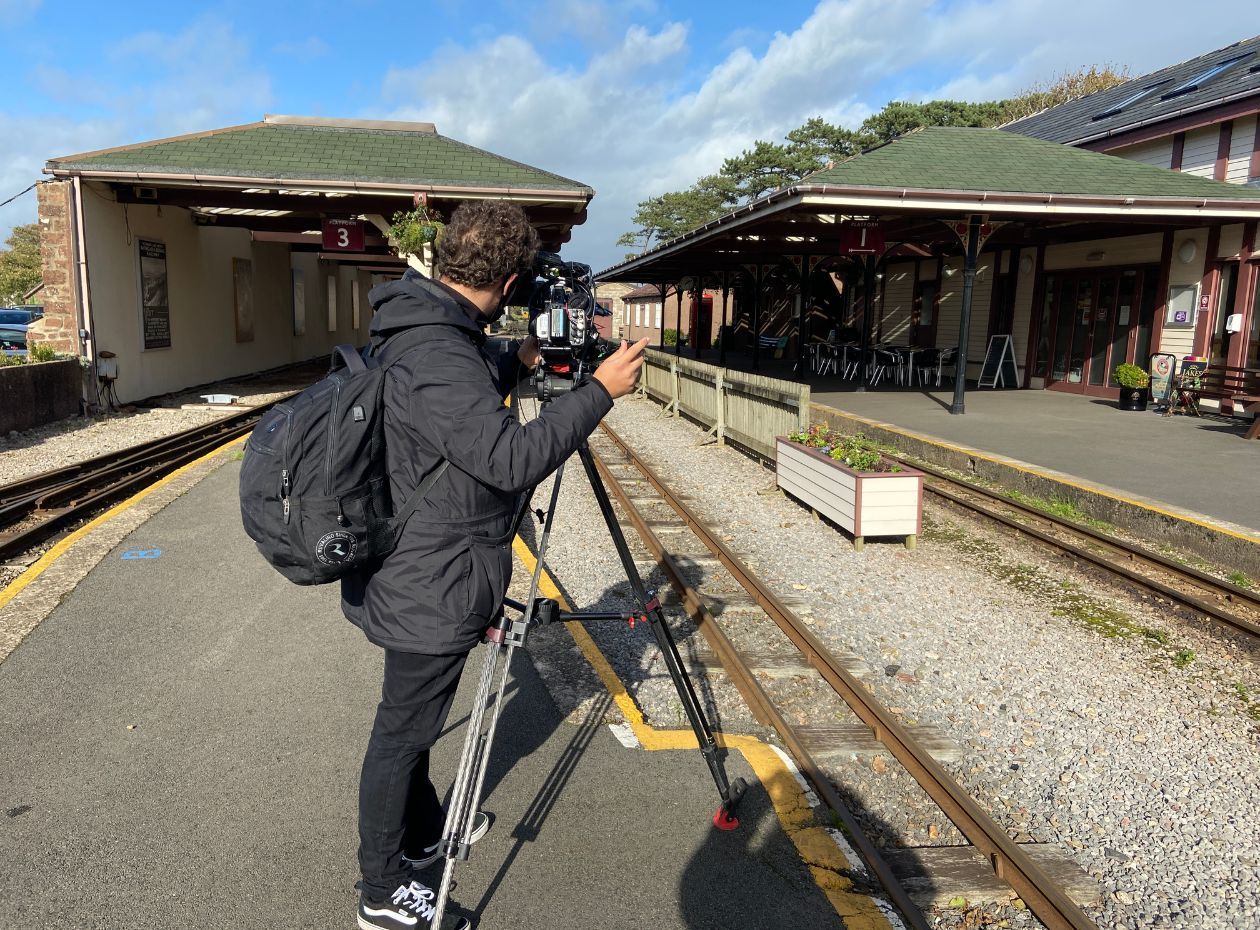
[322,218,364,252]
[839,222,885,256]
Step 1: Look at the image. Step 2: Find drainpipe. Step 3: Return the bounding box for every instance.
[70,176,99,408]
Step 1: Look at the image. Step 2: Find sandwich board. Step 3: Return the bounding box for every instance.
[978,334,1018,389]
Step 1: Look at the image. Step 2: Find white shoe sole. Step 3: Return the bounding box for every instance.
[403,811,492,869]
[358,912,470,930]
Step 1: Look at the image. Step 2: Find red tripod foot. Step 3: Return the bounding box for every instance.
[713,805,740,831]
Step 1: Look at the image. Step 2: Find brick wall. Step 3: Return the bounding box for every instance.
[32,180,80,354]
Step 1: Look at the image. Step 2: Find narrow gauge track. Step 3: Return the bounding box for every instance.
[0,403,279,563]
[891,456,1260,641]
[588,422,1098,930]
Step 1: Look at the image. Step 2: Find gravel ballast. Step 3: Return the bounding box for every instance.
[518,394,1259,930]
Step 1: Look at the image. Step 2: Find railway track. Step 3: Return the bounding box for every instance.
[0,403,278,563]
[894,456,1260,641]
[587,422,1100,930]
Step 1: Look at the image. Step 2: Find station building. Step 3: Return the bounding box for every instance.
[34,115,591,404]
[600,36,1260,410]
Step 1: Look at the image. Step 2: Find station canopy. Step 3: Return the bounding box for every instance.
[597,126,1260,282]
[45,114,593,260]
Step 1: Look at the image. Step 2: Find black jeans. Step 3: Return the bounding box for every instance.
[358,648,469,901]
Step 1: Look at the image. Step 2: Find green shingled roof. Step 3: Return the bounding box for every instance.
[806,126,1260,201]
[47,120,592,194]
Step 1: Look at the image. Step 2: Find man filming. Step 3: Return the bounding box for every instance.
[342,199,649,930]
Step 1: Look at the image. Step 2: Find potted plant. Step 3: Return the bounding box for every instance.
[388,206,445,262]
[1112,363,1150,411]
[776,427,923,551]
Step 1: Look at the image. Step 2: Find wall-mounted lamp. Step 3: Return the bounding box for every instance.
[1019,254,1034,275]
[1085,250,1107,262]
[1177,239,1198,264]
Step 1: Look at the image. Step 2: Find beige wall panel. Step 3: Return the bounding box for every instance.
[933,257,994,377]
[1227,116,1256,183]
[1113,137,1174,168]
[879,263,915,343]
[84,188,372,402]
[1169,230,1208,287]
[1180,126,1218,178]
[1043,233,1162,271]
[1217,224,1244,258]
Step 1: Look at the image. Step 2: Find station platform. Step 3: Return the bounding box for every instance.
[811,384,1259,534]
[0,448,858,929]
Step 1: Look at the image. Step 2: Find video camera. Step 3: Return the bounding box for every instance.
[511,251,612,399]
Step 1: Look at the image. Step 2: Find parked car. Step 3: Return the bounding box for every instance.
[0,308,44,358]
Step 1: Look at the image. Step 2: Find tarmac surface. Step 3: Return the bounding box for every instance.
[811,384,1260,533]
[0,458,845,929]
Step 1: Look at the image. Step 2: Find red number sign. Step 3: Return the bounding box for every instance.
[839,221,885,256]
[322,218,364,252]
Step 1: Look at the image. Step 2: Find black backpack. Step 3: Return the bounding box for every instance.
[238,336,448,585]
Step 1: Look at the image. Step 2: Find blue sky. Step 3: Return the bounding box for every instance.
[0,0,1252,269]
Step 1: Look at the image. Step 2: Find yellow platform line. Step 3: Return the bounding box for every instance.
[816,401,1260,546]
[512,536,892,929]
[0,437,245,612]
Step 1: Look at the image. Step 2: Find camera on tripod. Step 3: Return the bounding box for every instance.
[513,251,611,400]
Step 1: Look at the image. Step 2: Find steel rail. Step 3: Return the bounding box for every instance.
[596,422,1099,930]
[898,458,1260,641]
[0,404,276,562]
[586,437,932,930]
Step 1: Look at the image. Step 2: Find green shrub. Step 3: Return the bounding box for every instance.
[1112,363,1149,389]
[28,342,58,363]
[388,207,445,257]
[663,328,681,347]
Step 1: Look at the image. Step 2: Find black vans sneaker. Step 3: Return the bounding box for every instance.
[403,811,492,869]
[357,878,470,930]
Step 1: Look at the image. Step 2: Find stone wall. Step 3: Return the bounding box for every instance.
[0,359,82,433]
[33,181,79,355]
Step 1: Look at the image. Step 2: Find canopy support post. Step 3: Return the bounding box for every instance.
[658,283,668,350]
[857,256,876,392]
[951,215,983,415]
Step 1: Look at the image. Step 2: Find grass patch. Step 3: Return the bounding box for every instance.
[228,450,245,461]
[1172,649,1196,669]
[1228,570,1254,590]
[1006,490,1112,530]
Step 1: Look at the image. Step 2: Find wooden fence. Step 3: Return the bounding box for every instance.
[640,349,810,459]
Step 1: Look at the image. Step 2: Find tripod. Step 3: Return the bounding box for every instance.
[429,399,747,927]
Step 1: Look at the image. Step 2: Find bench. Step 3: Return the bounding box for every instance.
[1233,394,1260,440]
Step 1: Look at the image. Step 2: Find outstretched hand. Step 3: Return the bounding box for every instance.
[593,337,651,399]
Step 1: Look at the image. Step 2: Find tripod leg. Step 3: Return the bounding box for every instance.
[574,441,746,827]
[430,465,569,929]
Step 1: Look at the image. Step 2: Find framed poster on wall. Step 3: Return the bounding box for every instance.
[233,258,254,343]
[292,268,306,336]
[1165,284,1198,328]
[137,239,171,350]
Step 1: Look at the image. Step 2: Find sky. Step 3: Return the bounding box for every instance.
[0,0,1253,271]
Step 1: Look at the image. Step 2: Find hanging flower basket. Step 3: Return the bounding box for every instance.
[776,427,922,551]
[388,207,445,258]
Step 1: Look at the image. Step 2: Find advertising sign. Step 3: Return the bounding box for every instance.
[138,239,171,350]
[1149,353,1177,403]
[322,218,364,252]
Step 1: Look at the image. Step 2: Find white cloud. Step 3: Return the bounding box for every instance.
[378,0,1251,271]
[0,17,271,245]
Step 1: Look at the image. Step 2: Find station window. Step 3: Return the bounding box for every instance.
[1161,54,1251,100]
[655,303,663,328]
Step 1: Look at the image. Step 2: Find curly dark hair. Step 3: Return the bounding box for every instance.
[435,200,540,289]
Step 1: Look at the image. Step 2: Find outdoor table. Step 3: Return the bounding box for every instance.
[1234,395,1260,440]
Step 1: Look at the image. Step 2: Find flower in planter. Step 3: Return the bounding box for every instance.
[789,427,901,473]
[388,207,446,258]
[1112,363,1150,389]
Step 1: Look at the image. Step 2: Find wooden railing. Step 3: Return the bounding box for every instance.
[640,349,810,460]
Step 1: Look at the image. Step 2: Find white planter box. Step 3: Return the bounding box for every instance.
[776,437,923,550]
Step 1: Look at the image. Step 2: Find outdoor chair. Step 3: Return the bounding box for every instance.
[936,347,957,386]
[914,348,941,387]
[867,348,900,387]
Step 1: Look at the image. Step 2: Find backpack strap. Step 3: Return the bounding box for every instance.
[389,458,451,538]
[373,324,459,535]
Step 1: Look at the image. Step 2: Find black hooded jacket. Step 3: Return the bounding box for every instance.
[340,270,613,654]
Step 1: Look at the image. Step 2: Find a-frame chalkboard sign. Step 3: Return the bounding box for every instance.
[977,334,1019,389]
